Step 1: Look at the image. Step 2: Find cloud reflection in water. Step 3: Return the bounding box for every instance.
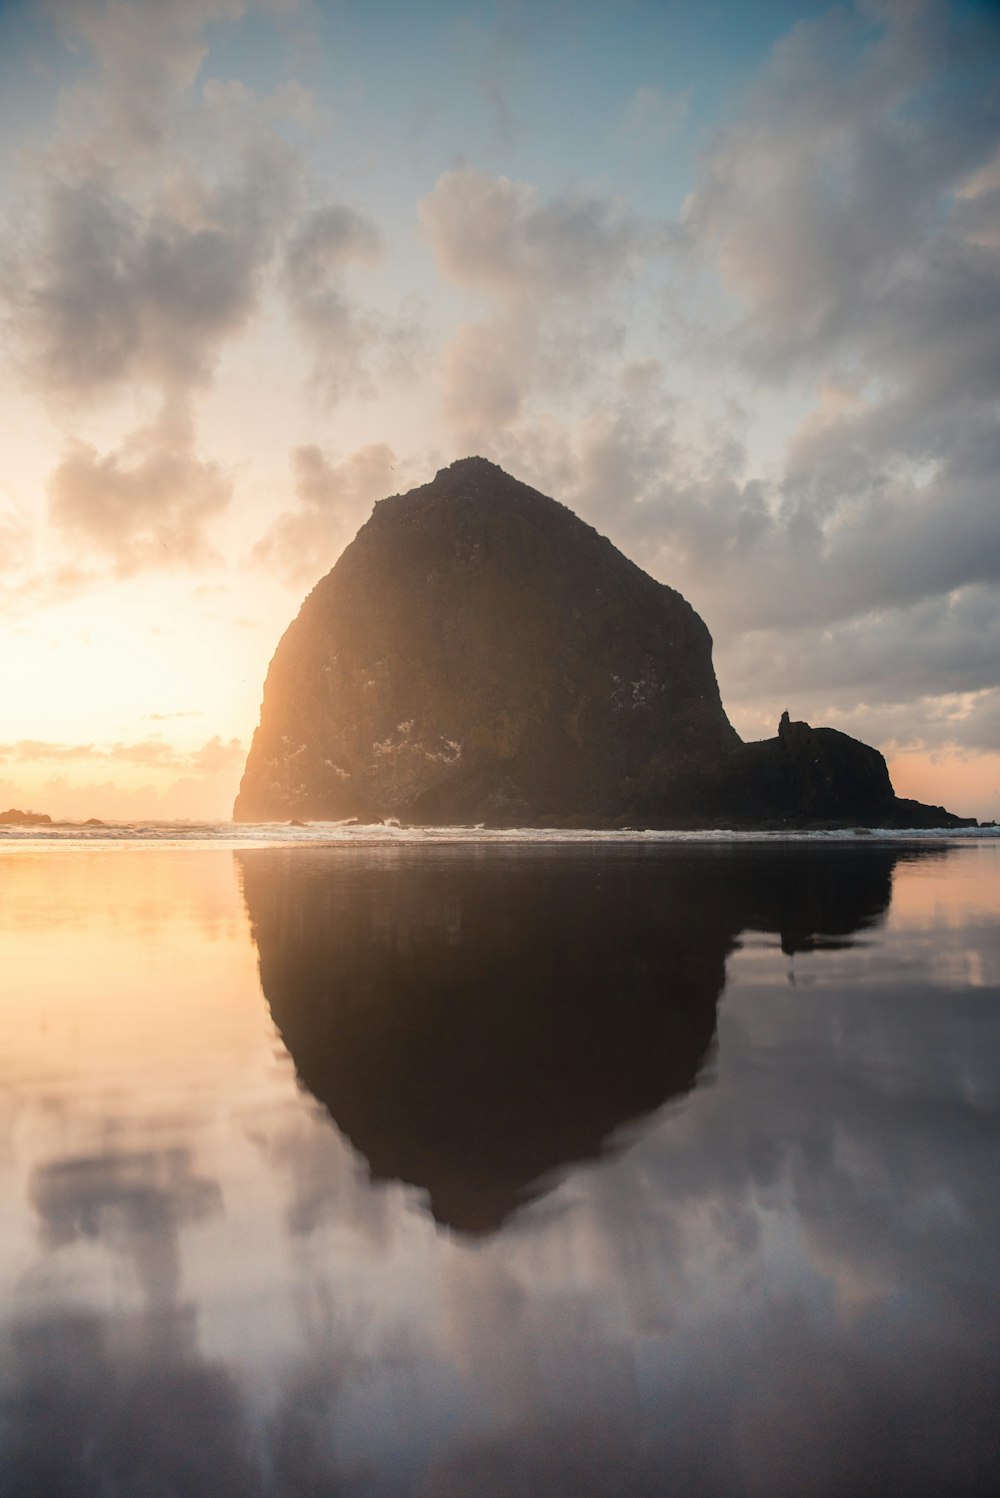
[2,840,999,1496]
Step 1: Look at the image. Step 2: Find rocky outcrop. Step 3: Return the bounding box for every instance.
[235,457,974,829]
[625,710,974,829]
[235,457,739,825]
[0,808,52,826]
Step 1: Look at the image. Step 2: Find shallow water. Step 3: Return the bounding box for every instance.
[1,838,998,1496]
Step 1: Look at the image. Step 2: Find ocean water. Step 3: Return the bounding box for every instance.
[3,818,998,844]
[1,833,998,1495]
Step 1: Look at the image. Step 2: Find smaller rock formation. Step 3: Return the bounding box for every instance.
[626,711,975,828]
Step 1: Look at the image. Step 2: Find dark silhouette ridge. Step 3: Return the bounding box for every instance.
[233,458,972,829]
[238,842,939,1235]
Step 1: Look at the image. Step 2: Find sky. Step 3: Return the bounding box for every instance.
[0,0,998,822]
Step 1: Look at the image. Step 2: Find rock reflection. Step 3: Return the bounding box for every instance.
[238,844,928,1235]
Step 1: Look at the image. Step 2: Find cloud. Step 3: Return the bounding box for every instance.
[15,139,294,402]
[3,3,401,591]
[684,1,1000,372]
[0,0,309,593]
[0,733,246,819]
[142,709,204,721]
[421,166,653,300]
[47,397,230,572]
[440,313,530,429]
[0,0,342,585]
[0,733,243,773]
[0,563,98,621]
[251,441,406,585]
[482,358,998,759]
[719,583,1000,702]
[45,0,295,170]
[413,0,1000,705]
[188,735,245,774]
[673,1,1000,747]
[464,3,1000,757]
[281,202,385,401]
[420,167,664,441]
[5,0,303,407]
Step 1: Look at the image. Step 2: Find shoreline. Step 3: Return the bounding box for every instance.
[1,820,997,848]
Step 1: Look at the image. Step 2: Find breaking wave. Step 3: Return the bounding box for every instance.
[0,820,995,848]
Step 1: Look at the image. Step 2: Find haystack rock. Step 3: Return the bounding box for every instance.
[234,457,972,829]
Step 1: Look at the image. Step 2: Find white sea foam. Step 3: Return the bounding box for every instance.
[0,820,995,848]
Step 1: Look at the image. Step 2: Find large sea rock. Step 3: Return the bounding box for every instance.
[234,457,972,829]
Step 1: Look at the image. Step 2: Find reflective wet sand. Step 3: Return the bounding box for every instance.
[2,840,998,1495]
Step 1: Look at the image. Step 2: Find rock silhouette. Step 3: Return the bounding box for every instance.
[234,458,971,828]
[0,808,52,826]
[238,843,928,1234]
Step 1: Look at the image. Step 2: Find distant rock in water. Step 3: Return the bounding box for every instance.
[0,808,52,826]
[235,458,972,829]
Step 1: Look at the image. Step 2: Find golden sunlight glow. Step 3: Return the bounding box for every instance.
[0,849,270,1096]
[888,749,1000,824]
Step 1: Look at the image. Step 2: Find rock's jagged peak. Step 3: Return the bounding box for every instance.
[367,454,640,578]
[438,454,500,478]
[377,455,559,512]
